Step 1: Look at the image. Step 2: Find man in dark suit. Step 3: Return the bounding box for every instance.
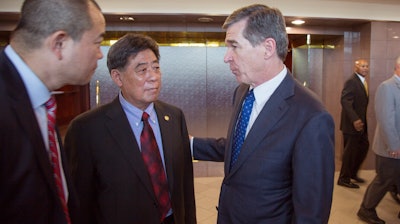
[0,0,106,223]
[191,4,335,223]
[64,33,196,224]
[337,59,370,189]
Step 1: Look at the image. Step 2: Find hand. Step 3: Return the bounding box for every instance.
[353,119,364,132]
[388,150,400,159]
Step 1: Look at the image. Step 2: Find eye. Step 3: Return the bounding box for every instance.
[135,67,147,76]
[152,66,160,71]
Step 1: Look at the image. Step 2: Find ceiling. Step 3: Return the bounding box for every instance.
[0,12,370,47]
[104,13,369,29]
[329,0,400,4]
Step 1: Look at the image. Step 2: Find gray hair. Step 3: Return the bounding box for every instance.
[12,0,101,49]
[223,4,288,61]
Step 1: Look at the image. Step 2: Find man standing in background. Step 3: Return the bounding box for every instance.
[357,56,400,224]
[338,59,370,189]
[0,0,106,223]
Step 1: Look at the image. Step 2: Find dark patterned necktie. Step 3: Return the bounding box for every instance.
[140,112,171,222]
[45,96,71,224]
[230,89,255,170]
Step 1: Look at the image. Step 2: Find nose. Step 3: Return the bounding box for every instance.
[147,68,161,81]
[224,49,232,63]
[97,48,104,59]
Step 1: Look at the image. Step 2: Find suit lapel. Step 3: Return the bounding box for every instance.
[393,75,400,89]
[228,72,294,175]
[354,73,369,99]
[104,99,155,199]
[225,85,247,173]
[154,102,175,193]
[12,96,59,190]
[3,54,60,198]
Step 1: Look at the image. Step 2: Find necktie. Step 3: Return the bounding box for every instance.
[363,80,368,96]
[230,89,255,170]
[45,96,71,224]
[140,112,171,222]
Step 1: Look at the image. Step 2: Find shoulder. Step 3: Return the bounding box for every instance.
[290,82,331,120]
[344,74,359,85]
[154,100,183,114]
[70,99,119,125]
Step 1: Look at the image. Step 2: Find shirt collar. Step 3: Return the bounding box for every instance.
[252,66,287,106]
[394,74,400,82]
[355,73,365,82]
[5,45,51,108]
[119,92,156,124]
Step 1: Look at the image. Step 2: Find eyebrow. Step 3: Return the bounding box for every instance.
[135,60,159,69]
[98,32,106,40]
[225,39,238,45]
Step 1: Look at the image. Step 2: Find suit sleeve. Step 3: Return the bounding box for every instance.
[64,120,96,224]
[375,83,400,150]
[179,111,197,224]
[193,137,226,162]
[341,80,360,123]
[292,111,335,224]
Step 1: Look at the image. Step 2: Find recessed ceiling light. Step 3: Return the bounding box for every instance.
[198,17,214,23]
[291,19,305,25]
[119,16,134,21]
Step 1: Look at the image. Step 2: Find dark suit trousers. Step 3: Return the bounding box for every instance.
[361,155,400,209]
[339,132,369,179]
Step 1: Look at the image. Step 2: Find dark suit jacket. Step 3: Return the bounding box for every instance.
[340,73,369,134]
[193,72,335,223]
[0,50,78,224]
[64,98,196,224]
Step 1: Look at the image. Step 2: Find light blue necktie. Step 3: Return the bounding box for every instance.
[230,89,255,170]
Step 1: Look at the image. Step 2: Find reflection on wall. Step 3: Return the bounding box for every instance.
[90,46,237,138]
[292,48,324,97]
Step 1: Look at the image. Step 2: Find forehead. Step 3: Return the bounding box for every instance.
[225,19,247,42]
[82,3,105,39]
[130,49,158,64]
[356,61,369,67]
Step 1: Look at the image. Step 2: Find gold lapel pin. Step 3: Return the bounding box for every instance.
[164,115,170,121]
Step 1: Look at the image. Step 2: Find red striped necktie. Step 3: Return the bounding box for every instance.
[140,112,171,222]
[45,96,71,224]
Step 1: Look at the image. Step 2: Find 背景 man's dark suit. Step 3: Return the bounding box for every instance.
[193,72,335,223]
[339,73,369,181]
[0,50,78,224]
[64,98,196,224]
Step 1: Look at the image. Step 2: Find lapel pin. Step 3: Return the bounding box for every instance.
[164,115,170,121]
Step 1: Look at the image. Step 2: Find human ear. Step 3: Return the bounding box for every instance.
[263,38,276,59]
[48,31,68,60]
[110,69,123,87]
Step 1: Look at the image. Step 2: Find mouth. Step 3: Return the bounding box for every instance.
[146,87,159,92]
[231,70,241,77]
[230,66,239,75]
